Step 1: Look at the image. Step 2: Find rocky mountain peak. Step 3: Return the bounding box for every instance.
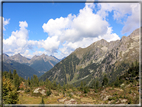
[3,53,9,57]
[3,53,9,60]
[74,47,82,52]
[129,27,140,38]
[96,39,108,46]
[128,27,140,41]
[11,53,23,59]
[120,36,128,43]
[41,54,46,57]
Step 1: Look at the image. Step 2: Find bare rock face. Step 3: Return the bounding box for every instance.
[10,53,30,63]
[33,87,46,96]
[129,27,140,38]
[3,53,9,60]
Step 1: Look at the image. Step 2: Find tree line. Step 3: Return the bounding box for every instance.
[2,61,139,104]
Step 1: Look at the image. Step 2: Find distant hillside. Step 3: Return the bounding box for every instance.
[2,59,39,78]
[2,53,60,77]
[10,53,30,63]
[39,27,140,86]
[28,54,60,75]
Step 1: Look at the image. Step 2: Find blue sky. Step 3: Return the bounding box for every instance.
[2,1,140,59]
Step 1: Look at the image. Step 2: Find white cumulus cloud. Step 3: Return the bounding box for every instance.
[97,3,140,34]
[4,2,139,59]
[41,36,60,53]
[3,21,29,55]
[0,17,10,31]
[42,3,120,58]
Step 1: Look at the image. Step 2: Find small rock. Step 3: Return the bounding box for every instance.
[103,95,111,101]
[121,99,127,103]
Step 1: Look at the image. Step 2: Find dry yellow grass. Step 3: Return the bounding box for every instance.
[80,97,95,103]
[17,81,139,104]
[18,93,41,104]
[18,92,65,104]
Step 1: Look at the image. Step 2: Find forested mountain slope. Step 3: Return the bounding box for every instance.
[40,27,140,86]
[2,53,60,77]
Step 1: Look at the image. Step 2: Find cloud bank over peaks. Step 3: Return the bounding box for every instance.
[3,21,61,58]
[6,2,139,59]
[42,3,120,58]
[42,3,110,44]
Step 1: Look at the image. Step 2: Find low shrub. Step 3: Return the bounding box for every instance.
[55,93,59,96]
[25,88,30,93]
[46,89,52,96]
[69,93,72,98]
[32,92,42,97]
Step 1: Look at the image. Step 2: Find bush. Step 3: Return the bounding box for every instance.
[20,87,24,90]
[119,95,122,98]
[46,89,52,96]
[113,92,118,95]
[55,93,59,96]
[128,98,132,104]
[84,87,89,93]
[108,97,113,101]
[94,89,98,93]
[40,97,44,104]
[32,92,42,97]
[129,89,132,94]
[25,88,30,93]
[69,93,72,98]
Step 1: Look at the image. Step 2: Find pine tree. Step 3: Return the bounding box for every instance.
[63,82,66,91]
[9,70,13,80]
[58,83,61,89]
[30,77,33,87]
[13,69,17,79]
[92,80,96,89]
[53,80,57,89]
[114,77,120,87]
[80,81,84,91]
[27,77,30,86]
[96,80,99,89]
[102,74,108,86]
[13,74,20,90]
[33,75,39,87]
[40,97,44,104]
[3,71,8,78]
[3,76,19,104]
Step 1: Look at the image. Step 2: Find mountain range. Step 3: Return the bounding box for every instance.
[39,27,140,86]
[2,53,60,78]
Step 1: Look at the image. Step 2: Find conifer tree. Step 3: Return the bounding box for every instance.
[3,71,8,78]
[102,74,108,86]
[9,70,13,80]
[13,74,20,90]
[53,80,57,89]
[40,97,44,104]
[114,77,120,87]
[30,77,33,87]
[80,81,84,91]
[63,82,66,91]
[13,69,17,79]
[3,76,19,104]
[96,80,99,89]
[27,77,30,86]
[92,80,96,89]
[58,83,61,89]
[33,75,39,87]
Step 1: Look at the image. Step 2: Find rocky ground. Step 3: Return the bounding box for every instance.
[17,82,139,104]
